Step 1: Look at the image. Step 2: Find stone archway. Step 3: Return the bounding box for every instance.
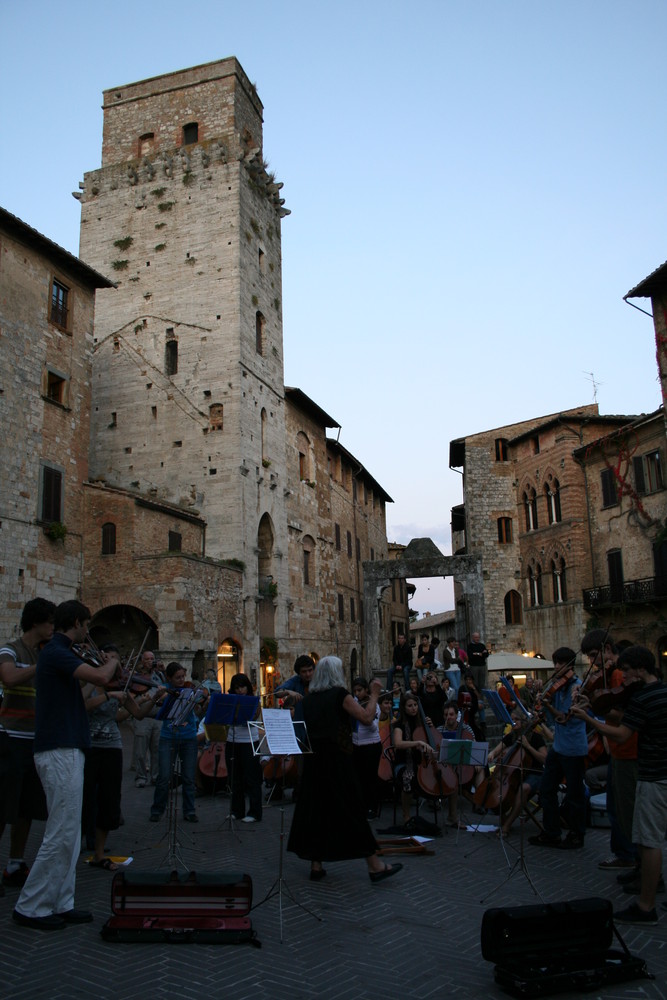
[363,537,484,676]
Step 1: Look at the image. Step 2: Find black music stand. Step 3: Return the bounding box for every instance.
[205,693,259,833]
[480,690,543,902]
[249,711,319,943]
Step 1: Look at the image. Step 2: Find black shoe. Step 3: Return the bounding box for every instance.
[184,814,199,823]
[149,813,161,822]
[12,909,66,931]
[57,909,94,924]
[614,903,658,925]
[309,868,327,881]
[528,834,562,848]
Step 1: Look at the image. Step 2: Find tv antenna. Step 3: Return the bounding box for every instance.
[583,371,603,405]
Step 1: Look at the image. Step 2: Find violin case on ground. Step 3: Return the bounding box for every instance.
[481,897,652,997]
[101,870,258,945]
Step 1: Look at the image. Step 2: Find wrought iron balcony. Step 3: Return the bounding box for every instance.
[583,575,667,610]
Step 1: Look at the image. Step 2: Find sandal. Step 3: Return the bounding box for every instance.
[369,863,403,883]
[89,857,119,871]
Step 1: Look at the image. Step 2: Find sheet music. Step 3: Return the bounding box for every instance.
[261,708,302,754]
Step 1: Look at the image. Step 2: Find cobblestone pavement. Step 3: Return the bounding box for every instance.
[2,731,666,1000]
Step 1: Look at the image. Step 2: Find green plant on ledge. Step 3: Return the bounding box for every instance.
[262,458,271,468]
[261,636,279,664]
[111,259,129,271]
[113,236,133,251]
[45,521,67,542]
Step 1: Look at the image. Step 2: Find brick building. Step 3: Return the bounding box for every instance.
[449,405,637,659]
[0,208,112,639]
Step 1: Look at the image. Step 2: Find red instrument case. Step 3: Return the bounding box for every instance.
[101,869,259,945]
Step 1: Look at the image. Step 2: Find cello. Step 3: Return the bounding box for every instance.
[414,703,457,798]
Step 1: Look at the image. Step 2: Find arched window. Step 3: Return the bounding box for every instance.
[528,563,543,607]
[523,487,538,531]
[209,403,224,431]
[546,478,562,524]
[504,590,522,624]
[497,516,513,543]
[551,557,567,603]
[101,522,116,555]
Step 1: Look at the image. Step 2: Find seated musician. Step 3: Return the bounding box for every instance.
[488,709,547,837]
[391,693,436,824]
[440,703,481,828]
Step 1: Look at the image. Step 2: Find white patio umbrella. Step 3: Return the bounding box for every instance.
[487,652,550,673]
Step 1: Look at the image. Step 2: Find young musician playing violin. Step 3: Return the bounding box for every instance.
[572,645,667,926]
[529,646,587,851]
[81,644,166,868]
[149,662,209,824]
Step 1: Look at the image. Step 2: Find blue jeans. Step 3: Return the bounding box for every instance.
[386,665,411,690]
[540,748,586,840]
[151,738,197,818]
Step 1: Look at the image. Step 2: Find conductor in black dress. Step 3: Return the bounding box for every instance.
[287,656,402,884]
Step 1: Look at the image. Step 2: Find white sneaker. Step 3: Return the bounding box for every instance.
[135,779,147,788]
[242,816,257,823]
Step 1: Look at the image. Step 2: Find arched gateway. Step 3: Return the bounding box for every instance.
[363,537,485,676]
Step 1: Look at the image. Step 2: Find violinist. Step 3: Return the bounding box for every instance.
[81,644,166,868]
[572,645,666,926]
[528,646,587,851]
[149,662,209,825]
[274,654,315,721]
[581,629,638,872]
[0,597,56,892]
[14,600,120,931]
[488,709,547,838]
[392,693,438,824]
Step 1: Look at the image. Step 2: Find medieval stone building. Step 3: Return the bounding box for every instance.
[449,405,638,659]
[71,58,398,689]
[0,208,112,639]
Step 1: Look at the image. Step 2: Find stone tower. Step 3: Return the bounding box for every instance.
[78,58,291,667]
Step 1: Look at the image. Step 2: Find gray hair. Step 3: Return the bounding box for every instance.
[309,655,346,693]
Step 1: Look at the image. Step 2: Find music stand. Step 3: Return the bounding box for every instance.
[439,738,488,834]
[480,690,543,902]
[205,693,259,833]
[250,709,320,942]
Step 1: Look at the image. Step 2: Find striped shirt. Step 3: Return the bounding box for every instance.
[0,638,39,738]
[622,681,667,782]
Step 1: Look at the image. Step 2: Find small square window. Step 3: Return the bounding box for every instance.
[168,530,182,552]
[183,122,198,145]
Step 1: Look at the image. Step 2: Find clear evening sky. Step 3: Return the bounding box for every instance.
[2,1,665,618]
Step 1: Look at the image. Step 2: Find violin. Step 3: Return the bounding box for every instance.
[589,679,643,716]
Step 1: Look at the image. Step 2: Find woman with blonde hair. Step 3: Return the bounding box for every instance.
[287,656,402,884]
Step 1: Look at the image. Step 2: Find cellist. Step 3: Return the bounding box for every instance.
[487,709,547,838]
